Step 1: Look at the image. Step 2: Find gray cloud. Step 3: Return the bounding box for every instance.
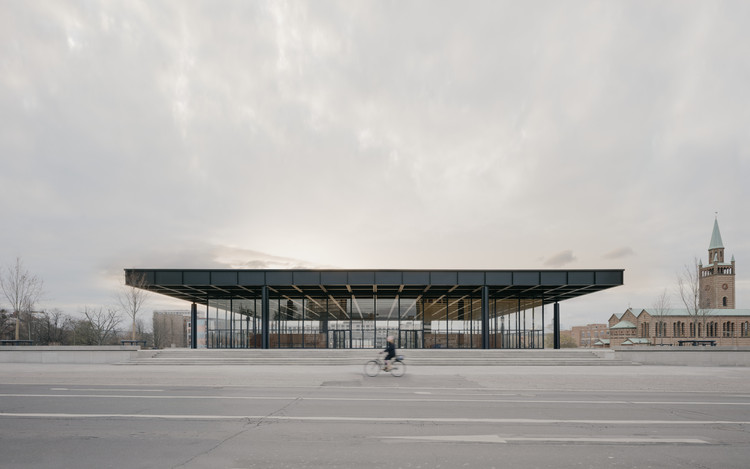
[1,1,748,322]
[603,247,636,259]
[544,250,577,267]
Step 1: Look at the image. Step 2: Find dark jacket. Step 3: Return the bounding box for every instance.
[384,341,396,359]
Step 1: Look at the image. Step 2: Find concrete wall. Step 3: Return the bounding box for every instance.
[615,346,750,366]
[0,346,140,364]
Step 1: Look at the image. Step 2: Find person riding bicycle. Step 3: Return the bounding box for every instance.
[382,335,396,371]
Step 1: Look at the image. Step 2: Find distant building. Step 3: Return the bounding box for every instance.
[700,218,736,309]
[153,310,190,348]
[570,323,609,348]
[603,218,748,347]
[606,307,750,347]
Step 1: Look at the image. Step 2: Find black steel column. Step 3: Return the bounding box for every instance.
[553,302,560,349]
[481,286,489,349]
[541,297,545,349]
[190,303,197,349]
[262,285,270,349]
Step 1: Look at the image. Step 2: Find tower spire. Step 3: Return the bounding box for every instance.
[709,216,724,250]
[700,214,734,309]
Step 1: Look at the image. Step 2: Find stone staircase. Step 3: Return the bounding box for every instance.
[122,348,635,366]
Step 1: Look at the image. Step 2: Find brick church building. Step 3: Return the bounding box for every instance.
[604,218,749,347]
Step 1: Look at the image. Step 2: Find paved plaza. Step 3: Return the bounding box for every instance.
[1,362,749,468]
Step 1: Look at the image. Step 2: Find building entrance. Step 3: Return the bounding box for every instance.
[399,330,421,349]
[328,330,349,349]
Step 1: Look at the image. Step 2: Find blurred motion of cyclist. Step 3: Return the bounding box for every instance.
[382,335,396,371]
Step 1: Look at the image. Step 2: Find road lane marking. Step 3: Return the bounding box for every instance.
[0,413,747,425]
[2,394,748,406]
[386,435,507,443]
[506,437,710,444]
[382,435,710,444]
[50,388,165,392]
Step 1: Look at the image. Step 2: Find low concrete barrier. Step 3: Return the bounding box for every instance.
[614,346,750,366]
[2,346,749,366]
[0,346,140,364]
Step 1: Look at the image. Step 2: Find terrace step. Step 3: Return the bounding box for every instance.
[120,348,635,366]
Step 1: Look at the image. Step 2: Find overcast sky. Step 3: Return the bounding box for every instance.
[1,1,748,328]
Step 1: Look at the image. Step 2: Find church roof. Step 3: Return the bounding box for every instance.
[611,320,636,329]
[638,308,750,317]
[709,218,724,250]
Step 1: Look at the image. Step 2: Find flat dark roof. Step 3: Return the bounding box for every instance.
[126,269,624,305]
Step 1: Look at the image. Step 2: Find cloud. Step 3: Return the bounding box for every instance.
[212,245,327,270]
[544,250,577,267]
[603,247,636,259]
[0,2,748,324]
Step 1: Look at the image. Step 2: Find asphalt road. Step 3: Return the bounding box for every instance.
[1,363,749,468]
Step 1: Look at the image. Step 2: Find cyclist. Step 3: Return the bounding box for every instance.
[382,335,396,371]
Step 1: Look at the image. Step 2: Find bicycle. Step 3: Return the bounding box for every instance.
[364,354,405,377]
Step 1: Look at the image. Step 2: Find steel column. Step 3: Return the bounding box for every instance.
[262,285,270,349]
[553,302,560,349]
[481,286,489,349]
[190,303,197,349]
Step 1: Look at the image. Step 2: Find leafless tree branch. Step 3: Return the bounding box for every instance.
[0,258,44,340]
[118,272,149,341]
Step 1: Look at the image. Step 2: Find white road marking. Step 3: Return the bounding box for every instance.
[506,437,710,444]
[0,413,747,426]
[1,394,748,406]
[385,434,506,443]
[382,435,710,444]
[49,388,164,392]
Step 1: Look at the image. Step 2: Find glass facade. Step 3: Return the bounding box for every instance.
[202,293,544,350]
[126,268,623,351]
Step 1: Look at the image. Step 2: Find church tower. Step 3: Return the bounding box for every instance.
[699,217,736,309]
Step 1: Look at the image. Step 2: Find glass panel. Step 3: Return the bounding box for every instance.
[375,297,398,349]
[195,303,208,348]
[277,298,304,348]
[519,299,543,349]
[424,297,448,348]
[233,299,260,348]
[351,296,374,348]
[447,296,482,349]
[326,296,351,348]
[207,298,234,349]
[399,297,422,349]
[303,296,327,348]
[268,297,280,347]
[446,296,474,349]
[490,299,518,349]
[200,290,548,350]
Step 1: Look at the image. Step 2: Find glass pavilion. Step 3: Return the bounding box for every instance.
[125,269,623,350]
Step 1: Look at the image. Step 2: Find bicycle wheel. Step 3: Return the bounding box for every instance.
[390,361,405,377]
[364,360,381,377]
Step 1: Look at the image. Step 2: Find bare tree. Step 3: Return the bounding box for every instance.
[0,258,44,341]
[676,258,707,338]
[651,289,671,345]
[135,319,152,347]
[152,313,165,349]
[80,306,122,345]
[118,272,149,341]
[0,309,14,340]
[40,309,69,345]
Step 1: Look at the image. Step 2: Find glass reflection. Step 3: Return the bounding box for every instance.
[203,292,545,349]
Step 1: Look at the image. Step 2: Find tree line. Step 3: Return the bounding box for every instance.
[0,258,151,346]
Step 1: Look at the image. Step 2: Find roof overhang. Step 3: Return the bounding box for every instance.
[125,269,624,306]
